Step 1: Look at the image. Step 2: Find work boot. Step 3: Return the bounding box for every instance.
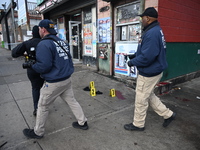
[163,112,176,127]
[72,121,89,130]
[124,123,145,131]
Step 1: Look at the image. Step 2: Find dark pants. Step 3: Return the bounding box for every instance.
[27,69,44,110]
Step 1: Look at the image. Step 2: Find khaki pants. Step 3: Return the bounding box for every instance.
[34,77,87,136]
[133,73,173,128]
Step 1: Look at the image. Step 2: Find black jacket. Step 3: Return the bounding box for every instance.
[12,38,41,59]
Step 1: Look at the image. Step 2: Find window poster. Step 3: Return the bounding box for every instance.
[98,17,110,43]
[121,26,127,40]
[58,29,66,41]
[83,23,93,55]
[115,42,138,78]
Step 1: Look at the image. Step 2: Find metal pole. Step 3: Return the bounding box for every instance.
[25,0,31,31]
[11,0,17,43]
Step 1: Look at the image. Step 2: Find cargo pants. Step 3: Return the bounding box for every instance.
[34,77,87,136]
[133,72,173,128]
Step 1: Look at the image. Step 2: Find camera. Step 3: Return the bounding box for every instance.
[22,47,36,69]
[22,59,36,69]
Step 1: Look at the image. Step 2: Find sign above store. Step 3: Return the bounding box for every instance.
[102,0,115,2]
[39,0,58,12]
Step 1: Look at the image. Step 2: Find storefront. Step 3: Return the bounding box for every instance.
[37,0,96,64]
[98,0,142,77]
[114,1,141,78]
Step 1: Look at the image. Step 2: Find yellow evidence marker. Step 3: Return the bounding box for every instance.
[90,87,96,96]
[110,89,116,97]
[90,81,95,89]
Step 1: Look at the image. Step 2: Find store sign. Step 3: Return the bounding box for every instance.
[39,0,58,12]
[84,10,92,24]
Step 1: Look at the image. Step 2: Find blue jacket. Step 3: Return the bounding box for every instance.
[129,21,168,77]
[32,34,74,82]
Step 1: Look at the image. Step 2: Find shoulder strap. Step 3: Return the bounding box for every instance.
[42,37,71,59]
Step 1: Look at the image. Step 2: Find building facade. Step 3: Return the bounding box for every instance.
[0,1,42,50]
[0,0,199,82]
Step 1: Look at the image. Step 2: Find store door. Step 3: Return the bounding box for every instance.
[69,21,82,60]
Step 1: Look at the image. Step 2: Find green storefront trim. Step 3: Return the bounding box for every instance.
[162,42,200,81]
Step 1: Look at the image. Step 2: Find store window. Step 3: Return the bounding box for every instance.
[116,2,141,42]
[114,1,141,78]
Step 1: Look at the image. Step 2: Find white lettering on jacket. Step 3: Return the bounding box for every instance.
[160,30,166,49]
[53,41,69,60]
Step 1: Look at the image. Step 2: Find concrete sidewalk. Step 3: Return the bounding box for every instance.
[0,47,200,150]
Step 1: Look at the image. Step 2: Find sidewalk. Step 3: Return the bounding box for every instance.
[0,47,200,150]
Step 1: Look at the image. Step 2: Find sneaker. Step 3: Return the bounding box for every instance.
[72,121,88,130]
[163,112,176,127]
[124,123,145,131]
[23,129,43,139]
[33,110,37,116]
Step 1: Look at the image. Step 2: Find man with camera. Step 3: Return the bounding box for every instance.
[12,26,44,116]
[22,19,88,139]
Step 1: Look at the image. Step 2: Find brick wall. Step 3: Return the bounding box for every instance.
[97,0,110,19]
[158,0,200,42]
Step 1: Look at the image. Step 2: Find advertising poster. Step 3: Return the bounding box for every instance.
[58,29,66,41]
[98,17,110,43]
[115,42,138,78]
[83,24,93,55]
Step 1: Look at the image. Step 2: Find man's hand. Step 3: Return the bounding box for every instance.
[128,54,136,59]
[127,61,132,67]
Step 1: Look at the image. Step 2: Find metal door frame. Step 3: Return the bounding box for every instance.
[69,21,81,60]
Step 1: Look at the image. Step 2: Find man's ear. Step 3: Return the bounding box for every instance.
[146,16,150,22]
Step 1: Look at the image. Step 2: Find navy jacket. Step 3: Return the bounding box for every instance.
[32,34,74,82]
[129,21,168,77]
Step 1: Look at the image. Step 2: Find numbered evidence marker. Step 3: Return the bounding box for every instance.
[90,87,96,96]
[90,81,95,89]
[110,89,116,97]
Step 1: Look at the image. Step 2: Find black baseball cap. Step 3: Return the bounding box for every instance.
[38,19,57,35]
[138,7,158,18]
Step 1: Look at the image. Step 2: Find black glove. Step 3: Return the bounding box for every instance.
[128,54,136,59]
[127,61,132,67]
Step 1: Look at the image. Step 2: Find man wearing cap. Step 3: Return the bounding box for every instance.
[124,7,176,131]
[23,19,88,139]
